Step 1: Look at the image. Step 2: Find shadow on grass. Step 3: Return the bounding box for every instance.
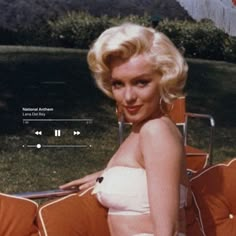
[0,49,113,134]
[186,59,236,127]
[0,48,235,193]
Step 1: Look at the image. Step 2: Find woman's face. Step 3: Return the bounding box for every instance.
[110,54,162,126]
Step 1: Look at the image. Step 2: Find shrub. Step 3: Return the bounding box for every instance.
[0,23,53,46]
[48,11,111,49]
[1,11,235,63]
[0,28,18,45]
[109,13,151,27]
[156,19,233,61]
[48,12,152,49]
[223,37,236,62]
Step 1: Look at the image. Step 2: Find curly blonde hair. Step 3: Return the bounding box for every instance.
[87,23,188,103]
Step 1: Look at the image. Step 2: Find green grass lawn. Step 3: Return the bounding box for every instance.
[186,58,236,163]
[0,46,235,194]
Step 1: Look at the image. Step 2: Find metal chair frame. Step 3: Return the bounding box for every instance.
[184,112,215,165]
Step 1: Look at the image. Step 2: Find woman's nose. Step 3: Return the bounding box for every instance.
[124,86,136,103]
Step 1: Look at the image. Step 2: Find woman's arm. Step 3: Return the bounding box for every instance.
[140,117,184,236]
[59,170,104,191]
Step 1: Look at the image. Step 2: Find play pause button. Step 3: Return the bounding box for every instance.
[54,129,61,136]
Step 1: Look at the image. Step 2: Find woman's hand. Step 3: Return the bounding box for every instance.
[59,170,103,191]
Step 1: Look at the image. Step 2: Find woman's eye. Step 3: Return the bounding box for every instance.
[111,81,123,89]
[136,80,149,87]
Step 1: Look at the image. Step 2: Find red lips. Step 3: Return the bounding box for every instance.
[124,105,142,114]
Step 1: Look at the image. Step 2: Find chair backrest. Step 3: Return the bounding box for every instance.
[167,97,187,145]
[118,96,214,172]
[167,97,186,125]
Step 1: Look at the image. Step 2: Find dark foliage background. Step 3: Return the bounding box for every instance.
[0,0,190,31]
[0,1,235,62]
[0,0,190,45]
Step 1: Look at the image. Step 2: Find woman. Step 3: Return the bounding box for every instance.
[61,23,190,236]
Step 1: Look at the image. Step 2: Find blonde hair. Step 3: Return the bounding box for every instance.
[87,23,188,103]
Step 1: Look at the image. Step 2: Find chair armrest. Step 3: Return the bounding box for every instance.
[12,189,79,200]
[185,112,215,127]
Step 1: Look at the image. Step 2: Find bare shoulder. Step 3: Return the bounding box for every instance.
[140,116,181,140]
[139,116,184,162]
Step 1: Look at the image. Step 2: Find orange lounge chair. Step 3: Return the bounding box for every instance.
[1,158,235,236]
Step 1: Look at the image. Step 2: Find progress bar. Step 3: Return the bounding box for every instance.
[23,119,93,122]
[23,144,92,149]
[23,118,93,124]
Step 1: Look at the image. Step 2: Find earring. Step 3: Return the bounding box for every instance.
[159,97,174,114]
